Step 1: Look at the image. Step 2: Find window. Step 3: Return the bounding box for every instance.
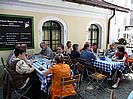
[42,21,61,51]
[88,24,99,46]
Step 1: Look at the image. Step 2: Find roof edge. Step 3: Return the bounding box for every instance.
[63,0,130,13]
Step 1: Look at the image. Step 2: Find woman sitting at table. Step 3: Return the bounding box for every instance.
[9,48,41,98]
[71,44,80,59]
[90,43,98,56]
[105,43,116,58]
[42,53,75,99]
[65,41,72,55]
[111,46,128,88]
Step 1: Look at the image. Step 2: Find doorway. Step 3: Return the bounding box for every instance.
[88,24,99,46]
[42,21,61,51]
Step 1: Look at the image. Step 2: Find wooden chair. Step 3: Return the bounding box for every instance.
[127,57,133,72]
[77,58,97,79]
[121,57,133,80]
[77,58,96,74]
[77,58,87,65]
[75,62,85,81]
[71,58,77,64]
[70,58,78,73]
[85,64,107,91]
[77,58,107,90]
[56,74,83,99]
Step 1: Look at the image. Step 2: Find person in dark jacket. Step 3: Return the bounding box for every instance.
[71,44,80,59]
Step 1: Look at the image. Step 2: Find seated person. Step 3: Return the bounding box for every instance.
[91,43,98,56]
[80,43,96,65]
[56,44,65,55]
[80,42,90,52]
[21,44,29,58]
[42,54,75,99]
[111,46,128,88]
[105,43,116,58]
[9,48,40,98]
[56,44,72,66]
[98,49,105,57]
[21,44,27,51]
[65,41,72,55]
[71,44,80,59]
[39,41,53,59]
[20,44,32,64]
[7,43,29,66]
[7,43,21,66]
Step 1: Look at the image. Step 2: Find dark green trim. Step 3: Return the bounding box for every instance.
[31,16,34,49]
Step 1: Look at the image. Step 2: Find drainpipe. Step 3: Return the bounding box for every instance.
[106,9,115,49]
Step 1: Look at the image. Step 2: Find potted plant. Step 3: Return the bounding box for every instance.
[117,38,127,45]
[115,38,127,45]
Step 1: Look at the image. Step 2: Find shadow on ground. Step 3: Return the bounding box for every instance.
[1,73,133,99]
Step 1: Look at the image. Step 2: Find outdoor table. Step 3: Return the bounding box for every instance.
[93,58,125,75]
[30,54,73,93]
[30,55,52,93]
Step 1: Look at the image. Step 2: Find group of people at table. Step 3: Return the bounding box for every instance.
[4,40,129,99]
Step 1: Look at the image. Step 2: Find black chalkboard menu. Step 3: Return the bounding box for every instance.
[0,14,34,50]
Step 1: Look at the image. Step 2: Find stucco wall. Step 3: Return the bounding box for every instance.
[0,9,108,60]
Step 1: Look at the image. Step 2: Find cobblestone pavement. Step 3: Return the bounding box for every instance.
[1,73,133,99]
[76,73,133,99]
[63,73,133,99]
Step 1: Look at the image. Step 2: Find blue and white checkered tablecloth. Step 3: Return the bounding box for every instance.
[93,58,126,75]
[31,56,74,93]
[31,57,52,93]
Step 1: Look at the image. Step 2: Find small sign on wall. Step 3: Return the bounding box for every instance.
[0,14,34,50]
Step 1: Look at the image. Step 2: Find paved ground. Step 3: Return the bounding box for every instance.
[1,73,133,99]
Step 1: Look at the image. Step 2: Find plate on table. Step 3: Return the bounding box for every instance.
[99,57,106,61]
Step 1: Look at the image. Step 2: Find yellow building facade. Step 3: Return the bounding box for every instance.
[0,0,129,60]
